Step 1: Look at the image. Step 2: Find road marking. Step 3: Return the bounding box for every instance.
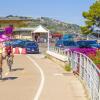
[26,55,45,100]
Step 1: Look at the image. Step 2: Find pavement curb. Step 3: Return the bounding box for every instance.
[45,53,68,69]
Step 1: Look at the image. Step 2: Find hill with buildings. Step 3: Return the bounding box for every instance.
[0,15,81,33]
[28,17,81,33]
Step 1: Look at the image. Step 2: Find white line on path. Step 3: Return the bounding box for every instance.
[26,55,45,100]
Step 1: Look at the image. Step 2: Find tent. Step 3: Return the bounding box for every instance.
[32,25,50,50]
[33,25,49,33]
[32,25,49,41]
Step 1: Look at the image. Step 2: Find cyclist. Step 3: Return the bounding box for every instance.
[5,42,14,71]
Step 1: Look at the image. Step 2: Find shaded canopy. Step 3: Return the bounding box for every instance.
[33,25,49,33]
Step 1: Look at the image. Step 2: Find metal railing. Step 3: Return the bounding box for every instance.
[49,47,100,100]
[49,46,67,56]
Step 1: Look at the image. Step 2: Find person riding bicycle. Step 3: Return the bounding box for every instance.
[5,43,14,71]
[5,44,13,56]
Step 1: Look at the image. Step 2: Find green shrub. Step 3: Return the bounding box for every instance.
[65,64,71,71]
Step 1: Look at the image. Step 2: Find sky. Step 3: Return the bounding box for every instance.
[0,0,95,26]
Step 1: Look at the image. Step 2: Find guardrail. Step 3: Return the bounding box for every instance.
[49,46,67,56]
[48,47,100,100]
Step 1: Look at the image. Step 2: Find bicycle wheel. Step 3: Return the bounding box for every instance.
[7,57,13,71]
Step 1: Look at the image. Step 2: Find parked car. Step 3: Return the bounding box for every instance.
[4,39,24,47]
[11,40,24,47]
[62,34,74,40]
[23,41,39,54]
[89,43,100,48]
[55,39,64,48]
[4,39,39,54]
[76,40,98,48]
[55,39,100,49]
[55,39,77,49]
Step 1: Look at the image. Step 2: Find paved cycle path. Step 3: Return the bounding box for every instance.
[0,54,88,100]
[0,55,40,100]
[29,54,88,100]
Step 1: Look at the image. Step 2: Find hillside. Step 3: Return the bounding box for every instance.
[0,16,81,33]
[28,17,81,33]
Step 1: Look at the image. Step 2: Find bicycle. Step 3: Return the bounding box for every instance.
[7,55,13,71]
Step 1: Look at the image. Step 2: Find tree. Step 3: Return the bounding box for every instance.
[81,1,100,35]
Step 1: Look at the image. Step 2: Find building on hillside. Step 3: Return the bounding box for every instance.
[13,25,49,43]
[14,28,34,40]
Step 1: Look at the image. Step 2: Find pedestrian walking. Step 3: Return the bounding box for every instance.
[0,42,4,79]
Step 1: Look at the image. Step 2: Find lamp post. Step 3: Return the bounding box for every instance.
[47,30,50,51]
[97,29,100,44]
[94,27,100,44]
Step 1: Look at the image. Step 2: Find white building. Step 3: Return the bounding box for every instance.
[14,25,49,42]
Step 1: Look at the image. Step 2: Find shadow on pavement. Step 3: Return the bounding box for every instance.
[62,72,73,76]
[2,77,18,81]
[11,68,24,72]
